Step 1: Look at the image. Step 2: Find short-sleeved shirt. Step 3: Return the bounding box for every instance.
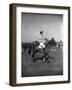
[38,35,46,43]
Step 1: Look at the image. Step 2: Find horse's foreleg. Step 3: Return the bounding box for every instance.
[43,53,50,63]
[32,49,39,57]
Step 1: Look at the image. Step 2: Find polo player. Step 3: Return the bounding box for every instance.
[38,31,47,62]
[38,31,47,49]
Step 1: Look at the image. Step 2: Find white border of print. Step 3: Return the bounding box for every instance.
[16,7,68,83]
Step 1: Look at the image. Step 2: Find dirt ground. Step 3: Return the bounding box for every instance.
[21,48,63,77]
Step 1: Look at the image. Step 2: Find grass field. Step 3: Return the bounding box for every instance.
[21,48,63,77]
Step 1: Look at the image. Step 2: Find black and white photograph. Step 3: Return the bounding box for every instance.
[21,13,63,77]
[9,3,70,86]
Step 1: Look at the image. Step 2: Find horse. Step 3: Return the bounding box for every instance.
[29,40,53,63]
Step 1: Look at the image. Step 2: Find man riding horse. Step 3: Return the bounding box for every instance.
[38,31,47,49]
[32,30,50,63]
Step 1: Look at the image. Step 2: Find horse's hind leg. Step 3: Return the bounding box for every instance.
[47,58,50,63]
[46,54,55,63]
[45,56,50,63]
[44,53,50,63]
